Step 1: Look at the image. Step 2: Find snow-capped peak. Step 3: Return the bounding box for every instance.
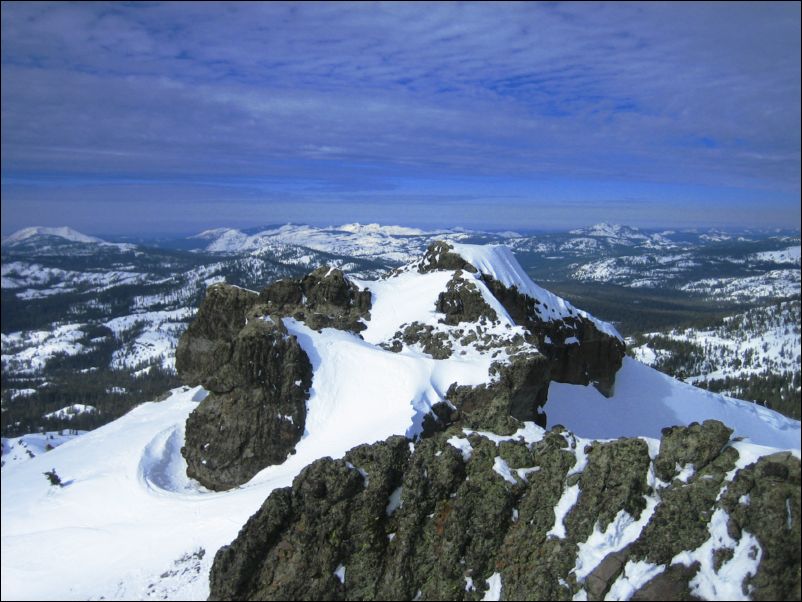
[335,223,429,236]
[568,223,646,239]
[3,226,105,245]
[446,242,622,340]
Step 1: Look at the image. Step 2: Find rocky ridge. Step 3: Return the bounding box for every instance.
[176,242,625,490]
[209,420,801,601]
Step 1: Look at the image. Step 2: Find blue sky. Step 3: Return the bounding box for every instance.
[1,2,800,235]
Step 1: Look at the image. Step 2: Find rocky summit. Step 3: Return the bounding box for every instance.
[175,241,625,490]
[168,241,801,602]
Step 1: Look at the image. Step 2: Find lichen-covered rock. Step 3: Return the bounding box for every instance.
[208,420,801,601]
[417,241,478,274]
[654,420,733,482]
[435,271,498,326]
[718,452,801,600]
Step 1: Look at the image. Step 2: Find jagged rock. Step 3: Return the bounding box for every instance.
[435,271,498,326]
[413,241,625,396]
[181,316,312,491]
[260,266,372,332]
[209,420,801,601]
[446,352,551,432]
[386,322,454,359]
[480,273,625,396]
[718,452,801,600]
[654,420,733,482]
[417,241,478,274]
[176,266,372,490]
[175,283,260,391]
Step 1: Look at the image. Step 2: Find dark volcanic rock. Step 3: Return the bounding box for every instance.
[654,420,733,482]
[209,420,801,601]
[181,315,312,491]
[175,283,260,391]
[435,271,498,326]
[446,352,551,432]
[413,241,626,397]
[177,266,372,491]
[480,273,625,397]
[176,283,313,491]
[260,266,372,332]
[417,241,478,274]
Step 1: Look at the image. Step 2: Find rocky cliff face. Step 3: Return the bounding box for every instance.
[175,267,372,490]
[417,241,625,396]
[209,420,800,601]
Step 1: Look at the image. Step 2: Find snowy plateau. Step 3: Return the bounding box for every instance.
[1,235,800,601]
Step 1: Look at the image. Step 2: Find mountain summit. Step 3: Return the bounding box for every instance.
[3,226,105,245]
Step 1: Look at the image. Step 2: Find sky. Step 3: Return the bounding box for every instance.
[1,1,800,235]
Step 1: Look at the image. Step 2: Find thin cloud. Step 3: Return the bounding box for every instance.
[1,2,799,232]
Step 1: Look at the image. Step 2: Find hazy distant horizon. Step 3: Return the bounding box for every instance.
[3,220,800,242]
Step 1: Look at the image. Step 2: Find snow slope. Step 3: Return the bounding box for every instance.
[548,358,800,448]
[1,430,85,469]
[448,242,622,339]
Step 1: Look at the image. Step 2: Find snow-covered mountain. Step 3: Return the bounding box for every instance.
[190,223,464,263]
[2,241,799,600]
[2,226,106,245]
[630,300,801,419]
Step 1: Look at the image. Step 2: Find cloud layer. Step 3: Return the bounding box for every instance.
[2,2,800,232]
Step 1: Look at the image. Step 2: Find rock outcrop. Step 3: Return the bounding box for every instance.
[175,284,313,490]
[417,241,625,396]
[260,266,372,332]
[209,420,801,601]
[176,267,372,490]
[481,273,625,396]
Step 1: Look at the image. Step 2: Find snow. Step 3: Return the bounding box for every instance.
[573,497,659,581]
[604,560,665,601]
[492,456,518,484]
[333,564,346,584]
[337,222,428,236]
[1,430,85,469]
[43,404,97,421]
[750,245,801,265]
[3,226,105,245]
[1,388,288,600]
[1,323,87,374]
[197,222,461,264]
[547,483,580,539]
[2,240,800,600]
[681,269,800,302]
[547,358,801,450]
[386,486,403,516]
[671,508,762,600]
[674,463,696,483]
[447,436,474,461]
[447,242,622,340]
[482,572,502,601]
[283,317,498,446]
